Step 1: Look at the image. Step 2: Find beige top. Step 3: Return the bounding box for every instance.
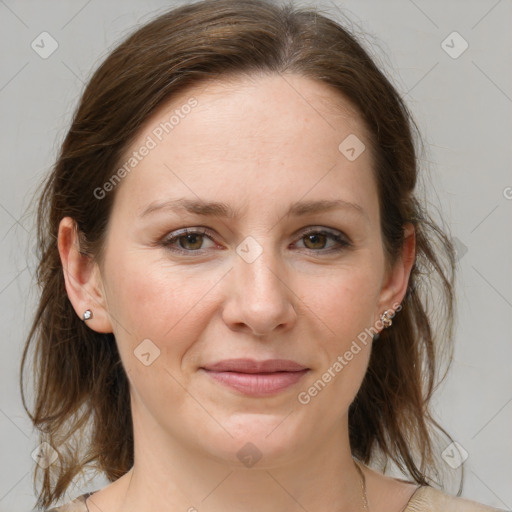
[46,485,508,512]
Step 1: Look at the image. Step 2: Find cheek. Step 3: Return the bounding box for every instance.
[297,270,378,418]
[104,254,218,425]
[313,263,382,345]
[104,250,214,369]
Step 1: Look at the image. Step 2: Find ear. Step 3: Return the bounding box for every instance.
[375,222,416,325]
[57,217,113,333]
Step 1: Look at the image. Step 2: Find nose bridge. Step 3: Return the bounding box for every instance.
[227,233,295,333]
[235,234,285,302]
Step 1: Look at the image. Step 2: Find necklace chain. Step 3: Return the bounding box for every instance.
[354,459,369,512]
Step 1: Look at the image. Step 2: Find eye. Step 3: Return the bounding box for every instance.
[294,228,351,254]
[160,226,351,256]
[161,228,217,254]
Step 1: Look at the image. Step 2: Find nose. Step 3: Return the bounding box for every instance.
[221,244,297,338]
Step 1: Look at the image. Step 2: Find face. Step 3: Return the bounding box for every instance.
[84,73,408,466]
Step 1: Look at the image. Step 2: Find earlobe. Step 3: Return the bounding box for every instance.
[57,217,113,333]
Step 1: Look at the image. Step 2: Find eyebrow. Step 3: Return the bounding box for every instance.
[139,198,368,221]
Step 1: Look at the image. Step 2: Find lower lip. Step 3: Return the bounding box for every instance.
[201,369,309,396]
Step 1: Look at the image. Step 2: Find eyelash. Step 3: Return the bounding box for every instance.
[160,226,351,256]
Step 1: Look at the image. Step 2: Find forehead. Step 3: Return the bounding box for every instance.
[126,72,368,156]
[111,73,377,222]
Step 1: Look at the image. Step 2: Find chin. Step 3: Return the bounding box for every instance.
[199,414,308,469]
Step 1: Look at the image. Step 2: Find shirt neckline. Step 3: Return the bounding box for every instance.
[81,491,95,512]
[402,485,429,510]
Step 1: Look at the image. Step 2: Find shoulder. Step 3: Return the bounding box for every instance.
[362,463,507,512]
[405,485,508,512]
[44,492,90,512]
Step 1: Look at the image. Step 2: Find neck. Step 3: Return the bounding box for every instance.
[106,409,366,512]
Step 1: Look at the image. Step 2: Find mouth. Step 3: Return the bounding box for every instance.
[200,359,310,397]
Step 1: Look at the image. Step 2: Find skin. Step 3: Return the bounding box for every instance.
[58,73,417,512]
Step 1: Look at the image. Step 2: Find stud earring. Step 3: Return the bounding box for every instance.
[82,309,93,321]
[380,309,395,328]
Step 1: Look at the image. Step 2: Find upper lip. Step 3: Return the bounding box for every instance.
[202,359,308,373]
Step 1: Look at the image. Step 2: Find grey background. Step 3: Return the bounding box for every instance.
[0,0,511,510]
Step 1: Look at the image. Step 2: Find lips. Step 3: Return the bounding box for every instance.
[202,358,308,373]
[200,359,310,396]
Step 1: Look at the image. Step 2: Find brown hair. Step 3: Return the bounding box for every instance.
[20,0,460,509]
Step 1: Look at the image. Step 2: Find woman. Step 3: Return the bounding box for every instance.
[20,1,506,511]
